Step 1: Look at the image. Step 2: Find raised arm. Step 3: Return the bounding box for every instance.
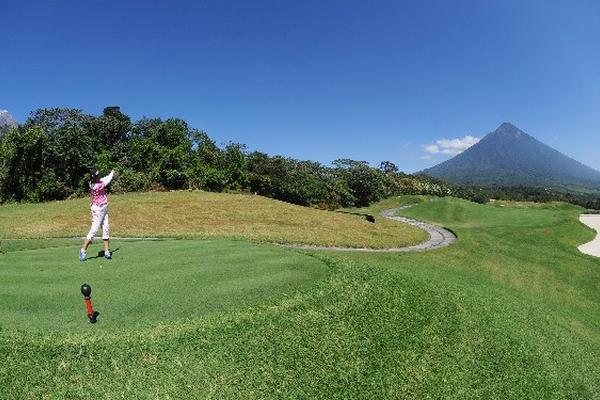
[100,170,115,185]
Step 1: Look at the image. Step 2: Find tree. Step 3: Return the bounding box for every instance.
[25,108,92,135]
[189,137,227,191]
[94,106,131,150]
[223,142,247,189]
[333,159,386,206]
[0,125,66,202]
[379,161,399,175]
[24,108,96,197]
[148,119,193,189]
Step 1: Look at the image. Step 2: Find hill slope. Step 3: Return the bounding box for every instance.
[0,191,427,249]
[421,122,600,190]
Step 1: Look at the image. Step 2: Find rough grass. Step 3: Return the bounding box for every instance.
[0,191,428,249]
[1,196,599,399]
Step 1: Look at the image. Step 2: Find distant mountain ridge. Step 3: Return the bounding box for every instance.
[0,110,18,129]
[420,123,600,191]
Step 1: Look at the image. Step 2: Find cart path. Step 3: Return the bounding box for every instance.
[578,214,600,257]
[276,204,457,253]
[4,205,457,253]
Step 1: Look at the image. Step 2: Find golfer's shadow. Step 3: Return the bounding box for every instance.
[86,247,120,260]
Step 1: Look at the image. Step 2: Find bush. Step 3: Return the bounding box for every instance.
[111,169,150,193]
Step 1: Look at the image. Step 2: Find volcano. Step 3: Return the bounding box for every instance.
[420,123,600,191]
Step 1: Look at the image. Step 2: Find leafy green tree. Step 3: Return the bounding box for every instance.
[94,106,131,149]
[125,118,163,172]
[223,143,247,190]
[0,125,66,202]
[246,153,352,208]
[25,108,92,135]
[379,161,399,175]
[273,159,327,206]
[188,131,228,191]
[149,119,193,189]
[111,168,150,193]
[24,108,96,196]
[246,152,273,195]
[333,159,386,206]
[123,118,194,189]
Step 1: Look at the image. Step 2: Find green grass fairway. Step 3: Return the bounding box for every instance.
[0,239,327,333]
[1,195,599,399]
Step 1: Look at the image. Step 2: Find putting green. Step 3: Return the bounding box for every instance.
[0,239,328,333]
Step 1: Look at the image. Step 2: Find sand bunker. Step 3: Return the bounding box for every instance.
[578,214,600,257]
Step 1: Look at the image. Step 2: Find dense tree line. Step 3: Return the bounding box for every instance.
[0,107,469,208]
[1,107,598,210]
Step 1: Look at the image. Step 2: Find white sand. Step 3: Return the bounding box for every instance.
[578,214,600,257]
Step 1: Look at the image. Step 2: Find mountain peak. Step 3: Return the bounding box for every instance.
[498,122,517,129]
[492,122,524,139]
[421,123,600,190]
[0,109,18,131]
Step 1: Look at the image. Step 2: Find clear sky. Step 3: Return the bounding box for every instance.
[3,0,599,172]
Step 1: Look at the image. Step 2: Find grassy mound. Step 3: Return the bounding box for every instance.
[1,196,599,399]
[0,191,428,249]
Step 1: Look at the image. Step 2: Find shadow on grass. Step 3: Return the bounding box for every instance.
[86,247,121,260]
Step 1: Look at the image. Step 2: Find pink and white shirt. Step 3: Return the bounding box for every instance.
[90,171,114,206]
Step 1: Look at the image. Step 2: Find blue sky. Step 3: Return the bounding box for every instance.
[3,0,599,172]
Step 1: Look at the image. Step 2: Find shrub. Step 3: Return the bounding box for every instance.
[111,169,150,193]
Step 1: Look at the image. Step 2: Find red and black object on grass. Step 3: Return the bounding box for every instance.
[81,283,100,324]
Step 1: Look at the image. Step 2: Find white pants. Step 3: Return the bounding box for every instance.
[86,204,110,241]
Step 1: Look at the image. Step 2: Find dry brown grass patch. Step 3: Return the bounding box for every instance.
[0,191,428,248]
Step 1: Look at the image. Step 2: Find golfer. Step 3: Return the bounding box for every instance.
[80,169,116,261]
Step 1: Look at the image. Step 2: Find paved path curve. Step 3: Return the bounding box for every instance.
[5,205,457,253]
[277,204,457,253]
[578,214,600,257]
